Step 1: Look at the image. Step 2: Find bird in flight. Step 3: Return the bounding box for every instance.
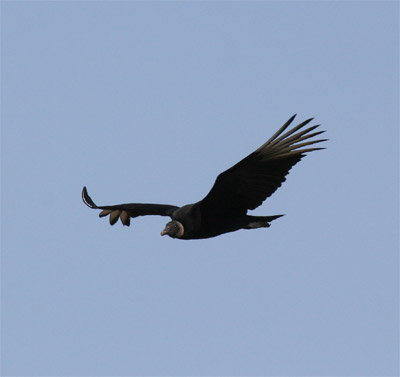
[82,114,326,240]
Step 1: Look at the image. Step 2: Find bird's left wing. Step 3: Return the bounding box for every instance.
[200,115,327,212]
[82,187,179,226]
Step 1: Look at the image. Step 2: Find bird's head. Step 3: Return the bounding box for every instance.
[161,221,184,239]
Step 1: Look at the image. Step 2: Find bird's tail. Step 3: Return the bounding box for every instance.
[244,214,284,229]
[263,214,284,223]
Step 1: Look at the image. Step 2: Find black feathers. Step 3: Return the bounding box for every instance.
[201,115,326,211]
[82,115,326,239]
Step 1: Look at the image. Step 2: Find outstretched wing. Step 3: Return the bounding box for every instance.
[82,187,179,226]
[201,115,327,212]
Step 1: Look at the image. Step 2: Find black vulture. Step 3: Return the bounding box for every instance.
[82,115,326,240]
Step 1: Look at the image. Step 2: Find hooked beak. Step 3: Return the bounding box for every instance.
[160,229,167,236]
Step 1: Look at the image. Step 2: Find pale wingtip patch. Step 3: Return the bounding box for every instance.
[120,210,131,226]
[109,210,122,225]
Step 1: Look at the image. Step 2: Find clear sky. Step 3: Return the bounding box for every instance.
[1,1,398,376]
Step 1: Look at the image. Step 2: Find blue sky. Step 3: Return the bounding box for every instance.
[1,1,398,376]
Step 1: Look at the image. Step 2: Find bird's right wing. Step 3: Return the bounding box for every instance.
[82,187,179,226]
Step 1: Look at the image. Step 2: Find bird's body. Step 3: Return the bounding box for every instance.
[166,203,282,239]
[82,115,326,240]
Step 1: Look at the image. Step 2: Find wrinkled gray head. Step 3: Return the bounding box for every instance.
[161,221,184,238]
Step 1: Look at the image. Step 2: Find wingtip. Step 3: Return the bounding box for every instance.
[82,186,98,209]
[302,117,314,126]
[82,186,87,202]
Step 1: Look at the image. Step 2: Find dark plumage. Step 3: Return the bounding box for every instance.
[82,115,326,239]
